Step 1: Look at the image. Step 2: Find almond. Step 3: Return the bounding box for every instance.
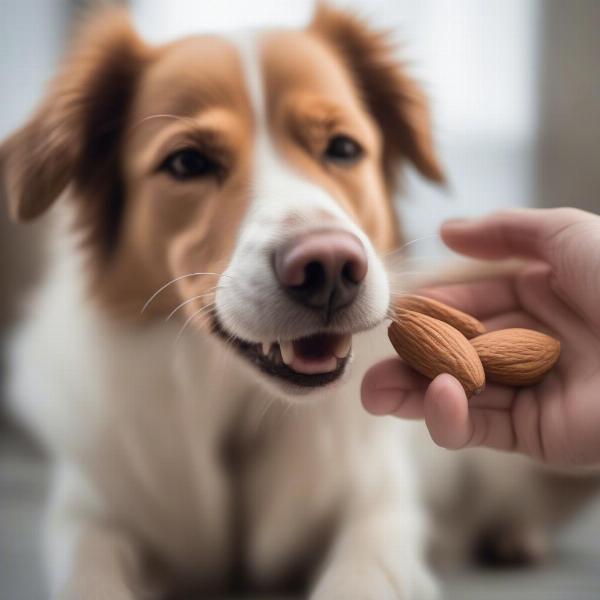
[471,328,561,386]
[388,309,485,397]
[393,294,486,339]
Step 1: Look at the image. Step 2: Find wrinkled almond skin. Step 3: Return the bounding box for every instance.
[471,328,561,386]
[389,309,485,397]
[393,294,486,339]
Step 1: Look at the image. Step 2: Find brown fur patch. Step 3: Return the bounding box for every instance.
[0,8,149,235]
[260,29,399,252]
[311,4,445,188]
[0,10,255,321]
[97,35,255,318]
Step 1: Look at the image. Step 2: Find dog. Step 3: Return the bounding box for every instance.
[1,5,594,599]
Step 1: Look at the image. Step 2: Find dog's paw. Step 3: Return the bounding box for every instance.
[474,522,550,568]
[310,557,439,600]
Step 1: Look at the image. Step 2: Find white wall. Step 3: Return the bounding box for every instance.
[0,0,66,138]
[535,0,600,214]
[133,0,314,41]
[0,0,67,331]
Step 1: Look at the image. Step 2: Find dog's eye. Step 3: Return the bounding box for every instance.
[161,149,221,180]
[323,135,363,165]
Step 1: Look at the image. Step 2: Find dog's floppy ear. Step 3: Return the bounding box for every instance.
[311,4,445,186]
[0,8,149,223]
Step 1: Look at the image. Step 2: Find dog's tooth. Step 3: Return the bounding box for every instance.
[261,341,272,356]
[280,340,295,366]
[334,334,352,358]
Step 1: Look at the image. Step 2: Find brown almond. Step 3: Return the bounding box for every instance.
[388,309,485,397]
[471,328,561,386]
[393,294,486,339]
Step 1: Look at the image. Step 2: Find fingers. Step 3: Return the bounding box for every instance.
[420,278,518,320]
[417,268,573,331]
[423,375,518,452]
[513,263,595,355]
[361,358,429,419]
[441,207,591,263]
[361,362,521,453]
[422,374,473,449]
[483,310,547,333]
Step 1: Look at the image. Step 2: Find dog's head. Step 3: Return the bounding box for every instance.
[0,6,443,395]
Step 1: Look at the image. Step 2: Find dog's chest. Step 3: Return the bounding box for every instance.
[70,322,353,584]
[87,335,375,588]
[9,269,407,588]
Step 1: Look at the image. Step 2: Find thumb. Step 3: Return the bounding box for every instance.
[441,207,593,264]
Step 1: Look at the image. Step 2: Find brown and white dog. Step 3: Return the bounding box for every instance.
[0,5,591,599]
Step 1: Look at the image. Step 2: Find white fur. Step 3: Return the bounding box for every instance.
[217,32,390,347]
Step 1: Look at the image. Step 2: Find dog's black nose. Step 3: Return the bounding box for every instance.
[274,230,368,319]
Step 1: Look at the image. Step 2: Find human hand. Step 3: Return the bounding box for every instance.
[362,208,600,467]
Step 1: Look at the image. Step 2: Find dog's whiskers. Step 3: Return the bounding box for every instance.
[165,287,221,322]
[212,328,240,397]
[381,234,440,261]
[219,330,238,356]
[387,254,441,264]
[142,273,230,315]
[277,401,296,429]
[175,303,216,345]
[252,397,277,435]
[387,270,434,278]
[130,113,205,133]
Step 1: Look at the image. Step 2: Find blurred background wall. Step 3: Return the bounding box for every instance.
[1,0,599,376]
[0,0,68,334]
[536,0,600,214]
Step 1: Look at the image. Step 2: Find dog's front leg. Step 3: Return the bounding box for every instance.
[48,520,160,600]
[310,504,438,600]
[46,470,162,600]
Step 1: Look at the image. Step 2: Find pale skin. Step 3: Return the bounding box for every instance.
[362,207,600,467]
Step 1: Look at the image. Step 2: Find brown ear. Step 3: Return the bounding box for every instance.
[0,8,149,223]
[311,4,445,186]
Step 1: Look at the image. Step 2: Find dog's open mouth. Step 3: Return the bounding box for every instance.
[213,319,351,387]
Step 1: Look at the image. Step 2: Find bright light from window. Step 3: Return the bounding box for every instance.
[132,0,314,43]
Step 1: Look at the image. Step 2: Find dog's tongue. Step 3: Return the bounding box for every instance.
[280,333,352,375]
